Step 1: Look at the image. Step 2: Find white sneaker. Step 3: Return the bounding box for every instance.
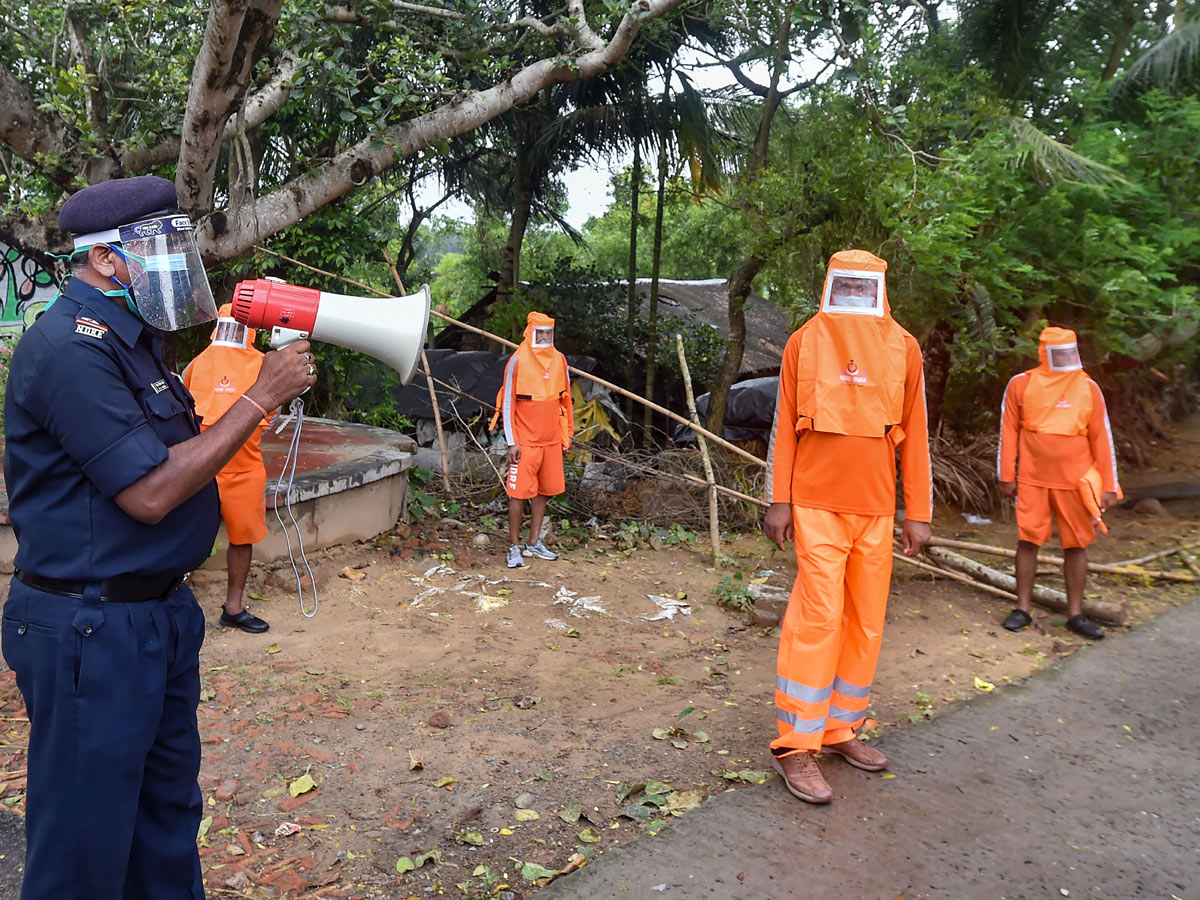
[523,540,558,561]
[506,545,526,568]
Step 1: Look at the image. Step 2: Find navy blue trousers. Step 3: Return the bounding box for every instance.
[2,580,206,900]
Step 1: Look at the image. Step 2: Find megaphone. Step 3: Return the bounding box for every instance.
[230,278,432,385]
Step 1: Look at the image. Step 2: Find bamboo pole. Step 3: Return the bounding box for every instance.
[1178,543,1200,578]
[922,535,1197,583]
[676,334,720,561]
[892,551,1019,601]
[381,249,452,492]
[252,244,767,468]
[1117,544,1192,567]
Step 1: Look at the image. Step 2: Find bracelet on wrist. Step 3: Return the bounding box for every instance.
[238,393,270,419]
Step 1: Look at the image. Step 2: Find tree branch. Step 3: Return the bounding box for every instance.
[121,51,297,174]
[65,11,109,137]
[177,0,283,218]
[197,0,686,262]
[0,63,121,187]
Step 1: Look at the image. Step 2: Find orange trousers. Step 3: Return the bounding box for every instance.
[772,506,893,754]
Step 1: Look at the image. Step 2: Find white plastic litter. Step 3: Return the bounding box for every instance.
[962,513,993,526]
[553,587,607,616]
[643,595,693,622]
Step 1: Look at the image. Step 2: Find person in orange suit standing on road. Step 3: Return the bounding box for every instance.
[763,249,932,804]
[491,311,574,569]
[997,326,1120,641]
[184,304,273,633]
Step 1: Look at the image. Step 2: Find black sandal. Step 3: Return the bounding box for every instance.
[1002,608,1033,632]
[1066,614,1104,640]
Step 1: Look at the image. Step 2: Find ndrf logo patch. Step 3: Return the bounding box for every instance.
[74,317,108,340]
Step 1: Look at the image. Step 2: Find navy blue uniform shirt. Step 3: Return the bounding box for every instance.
[3,278,220,579]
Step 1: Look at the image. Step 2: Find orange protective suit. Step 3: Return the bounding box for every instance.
[183,304,271,545]
[766,250,932,754]
[998,327,1120,549]
[491,312,574,499]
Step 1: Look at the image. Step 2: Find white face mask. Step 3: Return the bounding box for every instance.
[1047,343,1082,371]
[822,272,884,316]
[532,326,554,348]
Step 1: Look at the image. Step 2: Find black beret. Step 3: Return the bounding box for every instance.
[58,175,180,234]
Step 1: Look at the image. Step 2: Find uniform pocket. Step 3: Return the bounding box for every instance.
[144,390,187,420]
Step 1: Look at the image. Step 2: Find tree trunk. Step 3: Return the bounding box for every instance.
[706,12,790,436]
[642,117,669,442]
[625,141,642,423]
[497,139,534,308]
[705,254,763,434]
[922,320,955,436]
[1102,1,1144,81]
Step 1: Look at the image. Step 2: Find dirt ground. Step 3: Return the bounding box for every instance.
[0,426,1196,899]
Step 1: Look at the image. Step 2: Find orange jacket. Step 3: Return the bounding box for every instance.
[998,374,1119,491]
[491,312,574,449]
[766,251,932,521]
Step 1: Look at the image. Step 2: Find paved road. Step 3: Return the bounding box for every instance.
[542,599,1200,900]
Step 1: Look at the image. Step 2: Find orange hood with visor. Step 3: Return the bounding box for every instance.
[794,249,908,439]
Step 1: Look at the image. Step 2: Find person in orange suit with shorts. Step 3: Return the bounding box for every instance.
[997,326,1120,641]
[183,304,273,633]
[491,311,574,568]
[763,249,932,804]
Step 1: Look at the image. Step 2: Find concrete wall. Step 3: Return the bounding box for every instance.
[205,468,408,569]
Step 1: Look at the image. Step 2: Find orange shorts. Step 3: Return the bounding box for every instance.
[505,444,565,500]
[217,467,268,545]
[1016,483,1096,549]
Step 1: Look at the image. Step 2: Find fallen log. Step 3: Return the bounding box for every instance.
[892,552,1018,601]
[923,536,1197,583]
[924,546,1126,625]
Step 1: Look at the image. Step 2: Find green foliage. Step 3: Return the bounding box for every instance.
[713,572,753,611]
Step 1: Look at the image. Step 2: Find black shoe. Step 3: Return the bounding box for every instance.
[1065,614,1104,640]
[219,607,270,634]
[1002,608,1033,632]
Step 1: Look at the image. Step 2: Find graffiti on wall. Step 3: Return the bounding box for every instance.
[0,240,60,335]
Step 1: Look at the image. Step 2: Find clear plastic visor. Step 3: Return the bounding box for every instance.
[1047,343,1082,371]
[823,272,884,316]
[532,326,555,348]
[212,318,249,348]
[117,217,217,331]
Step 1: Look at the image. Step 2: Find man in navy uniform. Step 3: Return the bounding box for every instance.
[2,175,316,899]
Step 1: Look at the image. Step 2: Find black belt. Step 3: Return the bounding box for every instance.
[14,570,187,602]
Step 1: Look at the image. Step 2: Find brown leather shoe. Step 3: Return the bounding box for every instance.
[822,738,888,771]
[771,751,832,804]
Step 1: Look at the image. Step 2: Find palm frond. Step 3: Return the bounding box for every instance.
[1115,22,1200,89]
[1004,117,1129,187]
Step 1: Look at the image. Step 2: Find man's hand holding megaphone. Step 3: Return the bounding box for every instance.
[245,340,319,414]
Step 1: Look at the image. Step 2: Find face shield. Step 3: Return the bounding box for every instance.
[1047,343,1082,371]
[532,325,555,348]
[823,271,884,316]
[211,318,249,349]
[93,215,217,331]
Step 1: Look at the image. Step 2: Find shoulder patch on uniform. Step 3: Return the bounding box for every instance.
[74,317,108,340]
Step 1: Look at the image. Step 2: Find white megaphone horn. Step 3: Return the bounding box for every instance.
[230,277,432,384]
